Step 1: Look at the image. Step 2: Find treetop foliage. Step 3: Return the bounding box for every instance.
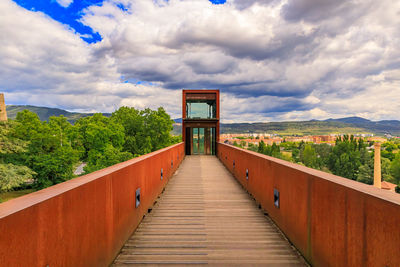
[234,134,400,193]
[0,106,180,195]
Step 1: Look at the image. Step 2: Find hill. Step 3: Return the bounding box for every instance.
[6,105,111,124]
[325,116,372,124]
[219,120,368,135]
[172,116,400,136]
[6,105,400,136]
[219,117,400,135]
[322,117,400,135]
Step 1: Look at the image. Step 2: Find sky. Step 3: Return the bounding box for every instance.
[0,0,399,122]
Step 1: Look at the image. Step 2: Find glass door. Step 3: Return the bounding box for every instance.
[199,128,204,154]
[193,128,199,154]
[192,128,205,155]
[192,127,215,155]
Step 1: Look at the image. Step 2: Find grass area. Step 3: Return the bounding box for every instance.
[0,189,35,203]
[281,151,292,157]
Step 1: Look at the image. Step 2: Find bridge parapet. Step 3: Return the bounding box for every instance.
[218,142,400,267]
[0,143,184,266]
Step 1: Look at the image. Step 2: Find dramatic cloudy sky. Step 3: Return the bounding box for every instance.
[0,0,399,122]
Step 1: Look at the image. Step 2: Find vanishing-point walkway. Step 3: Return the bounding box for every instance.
[113,156,306,266]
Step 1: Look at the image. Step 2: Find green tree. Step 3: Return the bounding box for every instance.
[278,152,292,162]
[110,107,175,156]
[1,106,178,192]
[170,135,182,144]
[328,136,363,180]
[248,143,258,152]
[111,107,148,155]
[381,150,395,161]
[85,144,132,173]
[74,113,128,172]
[48,115,72,148]
[390,153,400,184]
[271,143,280,157]
[0,121,36,193]
[258,140,266,154]
[30,146,79,188]
[314,143,332,169]
[141,107,175,150]
[302,144,317,168]
[0,121,28,155]
[292,148,300,162]
[13,110,80,189]
[298,140,306,151]
[382,157,395,182]
[383,142,397,152]
[0,164,35,192]
[13,110,42,140]
[357,164,373,185]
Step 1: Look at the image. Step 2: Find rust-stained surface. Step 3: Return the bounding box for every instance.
[217,143,400,267]
[3,141,399,267]
[113,156,305,266]
[0,143,185,267]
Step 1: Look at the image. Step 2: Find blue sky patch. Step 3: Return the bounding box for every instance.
[13,0,103,43]
[210,0,226,4]
[13,0,226,43]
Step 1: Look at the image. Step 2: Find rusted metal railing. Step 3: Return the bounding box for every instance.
[0,143,185,267]
[218,142,400,267]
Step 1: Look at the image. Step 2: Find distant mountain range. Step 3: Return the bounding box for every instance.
[321,117,400,135]
[6,105,111,124]
[173,116,400,136]
[218,117,400,136]
[5,105,400,136]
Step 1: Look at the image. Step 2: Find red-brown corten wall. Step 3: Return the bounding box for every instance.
[217,143,400,267]
[0,143,185,267]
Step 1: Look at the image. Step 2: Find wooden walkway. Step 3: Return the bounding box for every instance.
[112,156,306,266]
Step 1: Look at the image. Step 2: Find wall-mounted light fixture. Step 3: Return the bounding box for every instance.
[135,188,141,208]
[274,188,280,208]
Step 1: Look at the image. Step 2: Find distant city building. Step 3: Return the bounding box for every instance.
[220,133,391,150]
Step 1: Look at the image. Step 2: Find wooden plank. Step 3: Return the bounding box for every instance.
[112,156,307,266]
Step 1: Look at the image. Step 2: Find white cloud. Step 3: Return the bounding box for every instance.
[0,0,399,122]
[0,1,180,117]
[55,0,73,8]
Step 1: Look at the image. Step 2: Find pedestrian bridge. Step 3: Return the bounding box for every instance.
[113,156,304,265]
[1,143,399,266]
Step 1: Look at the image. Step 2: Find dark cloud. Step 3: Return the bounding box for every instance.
[165,26,317,61]
[224,85,311,98]
[281,0,361,23]
[282,0,344,22]
[184,57,235,75]
[230,0,275,10]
